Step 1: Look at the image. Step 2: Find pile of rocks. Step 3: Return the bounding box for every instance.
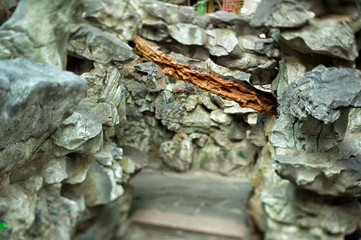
[0,0,360,239]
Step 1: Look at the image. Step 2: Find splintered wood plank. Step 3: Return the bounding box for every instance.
[132,35,277,115]
[131,209,246,239]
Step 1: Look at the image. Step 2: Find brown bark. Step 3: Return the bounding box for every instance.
[132,35,278,115]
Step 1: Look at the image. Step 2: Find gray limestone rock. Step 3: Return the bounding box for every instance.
[80,161,124,207]
[134,62,166,92]
[82,0,141,41]
[196,138,257,176]
[64,155,93,185]
[281,19,358,61]
[0,59,87,172]
[272,67,361,152]
[121,145,148,175]
[274,133,361,197]
[160,134,193,172]
[25,184,81,240]
[183,105,211,133]
[261,175,361,237]
[0,184,36,236]
[184,95,198,111]
[51,111,103,151]
[210,109,232,125]
[139,20,169,41]
[132,0,207,28]
[347,108,361,133]
[169,23,205,46]
[239,35,274,58]
[73,186,133,240]
[42,157,68,185]
[250,0,315,28]
[206,11,265,36]
[214,52,276,74]
[159,42,210,60]
[205,29,241,57]
[0,0,79,69]
[68,24,135,64]
[198,92,219,111]
[272,57,307,95]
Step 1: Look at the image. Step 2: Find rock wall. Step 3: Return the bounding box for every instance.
[0,0,361,239]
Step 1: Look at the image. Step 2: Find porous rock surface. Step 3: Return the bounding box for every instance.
[1,0,361,239]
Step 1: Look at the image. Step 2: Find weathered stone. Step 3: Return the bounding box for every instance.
[206,11,265,36]
[73,186,133,240]
[68,24,135,64]
[197,139,257,176]
[183,105,211,133]
[27,184,81,240]
[274,133,361,197]
[80,161,124,207]
[0,0,80,68]
[261,175,361,237]
[22,175,43,194]
[239,35,274,58]
[52,111,103,151]
[272,67,361,152]
[347,108,361,133]
[0,184,36,235]
[132,0,207,28]
[224,121,248,141]
[134,62,166,92]
[82,0,141,41]
[116,117,153,154]
[64,155,91,185]
[169,23,205,46]
[210,109,232,125]
[281,19,358,61]
[198,92,219,111]
[214,52,276,74]
[272,57,307,95]
[139,20,169,41]
[159,41,210,60]
[205,29,241,57]
[250,0,315,28]
[184,95,198,111]
[0,59,86,172]
[249,122,267,147]
[121,145,148,175]
[160,134,193,172]
[42,157,68,184]
[77,102,118,126]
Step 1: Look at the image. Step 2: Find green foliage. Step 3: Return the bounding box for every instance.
[193,0,210,15]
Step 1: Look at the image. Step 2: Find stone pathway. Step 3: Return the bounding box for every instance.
[120,168,255,240]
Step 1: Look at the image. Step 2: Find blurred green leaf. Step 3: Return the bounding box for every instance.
[197,4,205,15]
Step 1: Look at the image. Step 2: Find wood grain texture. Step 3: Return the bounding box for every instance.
[133,35,277,115]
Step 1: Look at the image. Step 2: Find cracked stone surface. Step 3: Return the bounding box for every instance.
[0,59,87,172]
[271,66,361,152]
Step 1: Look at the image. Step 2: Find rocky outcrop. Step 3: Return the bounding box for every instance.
[0,59,87,173]
[1,0,361,239]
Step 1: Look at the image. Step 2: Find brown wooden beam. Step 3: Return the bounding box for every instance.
[132,36,278,115]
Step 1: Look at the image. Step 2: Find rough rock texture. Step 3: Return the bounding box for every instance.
[0,0,80,69]
[250,0,315,28]
[0,59,87,172]
[274,133,361,197]
[281,19,358,61]
[272,67,361,152]
[2,0,361,239]
[68,24,135,64]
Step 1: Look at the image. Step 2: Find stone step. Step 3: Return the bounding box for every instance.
[131,209,246,239]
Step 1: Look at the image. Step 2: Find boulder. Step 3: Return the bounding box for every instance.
[0,59,86,172]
